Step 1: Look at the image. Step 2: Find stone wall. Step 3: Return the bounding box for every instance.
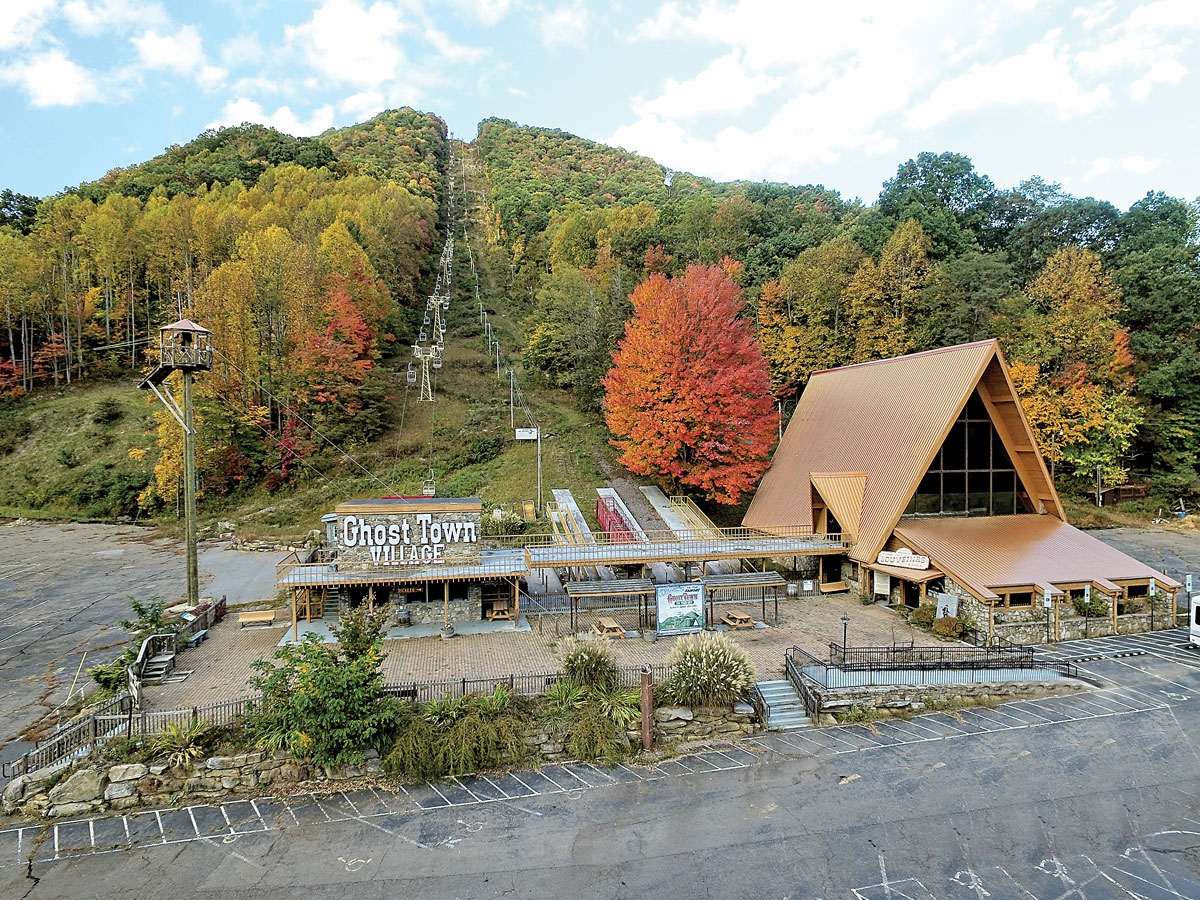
[398,584,483,625]
[4,705,764,819]
[3,750,383,818]
[810,678,1083,722]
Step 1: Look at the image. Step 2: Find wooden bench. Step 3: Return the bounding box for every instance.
[238,610,276,627]
[818,581,848,594]
[487,599,514,621]
[721,611,755,629]
[592,617,624,637]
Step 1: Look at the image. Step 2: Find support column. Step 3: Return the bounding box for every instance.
[182,370,199,608]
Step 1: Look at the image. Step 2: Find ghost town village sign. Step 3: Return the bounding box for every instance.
[336,498,481,567]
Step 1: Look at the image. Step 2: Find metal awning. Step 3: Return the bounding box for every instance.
[868,562,944,583]
[700,571,786,590]
[564,578,656,598]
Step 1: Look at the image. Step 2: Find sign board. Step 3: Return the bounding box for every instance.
[876,548,931,570]
[873,571,891,597]
[930,591,958,618]
[515,427,539,441]
[1043,588,1053,609]
[802,580,814,593]
[335,498,482,567]
[656,583,705,635]
[1187,574,1193,594]
[1084,584,1091,604]
[1149,577,1156,597]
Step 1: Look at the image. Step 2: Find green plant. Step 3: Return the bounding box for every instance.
[662,631,754,708]
[566,702,624,765]
[1073,593,1110,618]
[837,704,872,724]
[589,683,640,729]
[562,642,621,691]
[423,694,469,727]
[330,602,391,658]
[910,604,937,628]
[150,719,213,771]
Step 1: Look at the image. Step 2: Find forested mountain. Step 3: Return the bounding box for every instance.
[478,130,1200,496]
[1,110,1198,521]
[0,108,446,517]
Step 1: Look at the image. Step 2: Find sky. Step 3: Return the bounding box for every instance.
[2,0,1199,210]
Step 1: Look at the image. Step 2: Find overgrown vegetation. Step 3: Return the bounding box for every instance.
[88,595,176,691]
[662,632,754,708]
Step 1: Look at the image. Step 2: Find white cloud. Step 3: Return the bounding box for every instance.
[907,34,1111,129]
[1073,1,1116,31]
[633,51,782,119]
[132,26,206,73]
[220,34,266,69]
[209,98,336,135]
[2,48,102,106]
[0,0,54,50]
[62,0,167,35]
[338,90,385,122]
[448,0,516,27]
[423,26,486,64]
[285,0,408,86]
[1085,154,1159,180]
[539,2,589,49]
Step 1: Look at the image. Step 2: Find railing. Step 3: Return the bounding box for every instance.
[783,646,823,720]
[747,683,770,726]
[484,524,836,550]
[127,633,178,706]
[828,642,1035,670]
[1,693,132,780]
[2,666,677,783]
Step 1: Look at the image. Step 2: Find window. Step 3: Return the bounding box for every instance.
[1007,592,1033,608]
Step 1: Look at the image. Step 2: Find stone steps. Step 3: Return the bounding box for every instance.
[756,679,811,731]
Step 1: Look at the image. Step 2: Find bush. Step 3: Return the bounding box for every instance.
[662,632,754,708]
[150,719,213,771]
[562,642,621,691]
[566,702,624,765]
[910,604,937,628]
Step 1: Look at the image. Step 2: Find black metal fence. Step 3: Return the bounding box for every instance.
[1,665,673,782]
[829,641,1036,670]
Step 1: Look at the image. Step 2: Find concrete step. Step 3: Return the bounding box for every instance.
[755,679,812,732]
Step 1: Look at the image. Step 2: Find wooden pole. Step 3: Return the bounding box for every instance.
[182,369,199,608]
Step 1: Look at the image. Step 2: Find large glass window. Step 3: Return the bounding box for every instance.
[902,390,1031,517]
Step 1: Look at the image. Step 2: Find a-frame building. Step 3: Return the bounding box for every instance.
[743,340,1179,642]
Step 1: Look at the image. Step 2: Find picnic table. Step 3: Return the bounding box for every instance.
[487,599,514,621]
[592,617,624,637]
[721,611,755,629]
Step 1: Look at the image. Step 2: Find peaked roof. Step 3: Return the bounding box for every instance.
[894,516,1180,600]
[743,340,1061,562]
[810,472,867,541]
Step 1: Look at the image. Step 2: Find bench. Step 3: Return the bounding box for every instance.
[818,581,848,594]
[592,617,624,637]
[721,611,755,629]
[238,610,276,627]
[184,629,208,648]
[487,599,514,621]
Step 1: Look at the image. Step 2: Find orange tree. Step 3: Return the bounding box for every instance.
[602,261,778,504]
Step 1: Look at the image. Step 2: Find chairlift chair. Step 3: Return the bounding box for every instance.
[436,339,445,352]
[432,356,443,370]
[419,329,428,342]
[422,469,436,497]
[406,362,416,384]
[423,313,430,325]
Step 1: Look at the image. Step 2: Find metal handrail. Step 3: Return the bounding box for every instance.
[829,642,1035,670]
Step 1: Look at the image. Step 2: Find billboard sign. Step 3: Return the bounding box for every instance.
[656,582,705,635]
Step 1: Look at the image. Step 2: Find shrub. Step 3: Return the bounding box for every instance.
[150,719,213,771]
[563,642,621,691]
[662,632,754,708]
[567,702,625,765]
[910,604,937,628]
[540,678,587,732]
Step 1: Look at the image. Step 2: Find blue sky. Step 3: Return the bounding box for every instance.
[2,0,1199,209]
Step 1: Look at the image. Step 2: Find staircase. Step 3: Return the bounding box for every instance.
[756,680,811,731]
[141,652,176,684]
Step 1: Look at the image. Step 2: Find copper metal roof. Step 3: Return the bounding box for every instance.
[894,515,1180,600]
[743,340,1061,562]
[810,472,867,541]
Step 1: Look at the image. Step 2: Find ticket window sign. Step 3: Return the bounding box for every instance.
[656,583,705,636]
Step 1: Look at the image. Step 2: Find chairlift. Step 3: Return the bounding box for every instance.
[419,329,428,342]
[442,297,450,310]
[423,313,430,325]
[432,356,443,370]
[422,469,436,497]
[406,362,416,384]
[436,339,445,352]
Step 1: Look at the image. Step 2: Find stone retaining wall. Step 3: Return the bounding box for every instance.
[811,678,1084,722]
[4,705,762,819]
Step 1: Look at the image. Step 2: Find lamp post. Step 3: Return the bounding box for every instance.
[841,614,850,662]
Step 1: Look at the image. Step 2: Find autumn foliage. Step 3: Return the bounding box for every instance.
[602,262,778,504]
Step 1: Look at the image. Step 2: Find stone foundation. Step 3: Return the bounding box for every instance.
[810,678,1083,722]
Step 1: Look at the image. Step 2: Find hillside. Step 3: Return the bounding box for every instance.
[1,112,1199,532]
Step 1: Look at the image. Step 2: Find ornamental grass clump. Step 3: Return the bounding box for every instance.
[663,632,754,708]
[562,642,621,691]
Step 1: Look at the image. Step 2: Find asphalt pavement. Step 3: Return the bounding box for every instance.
[3,627,1199,899]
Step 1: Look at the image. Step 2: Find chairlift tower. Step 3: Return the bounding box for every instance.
[138,319,214,609]
[412,345,436,402]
